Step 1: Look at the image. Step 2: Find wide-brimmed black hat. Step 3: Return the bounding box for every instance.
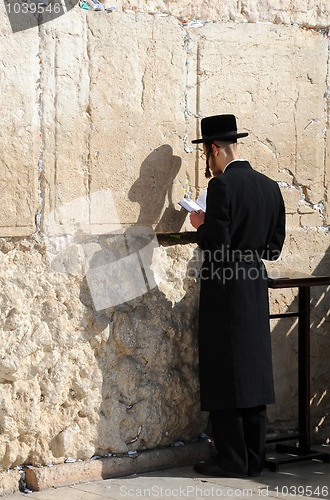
[191,114,248,144]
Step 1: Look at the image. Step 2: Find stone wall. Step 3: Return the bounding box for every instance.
[0,0,329,478]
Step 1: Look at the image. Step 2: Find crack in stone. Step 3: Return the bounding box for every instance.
[86,16,93,217]
[140,66,147,113]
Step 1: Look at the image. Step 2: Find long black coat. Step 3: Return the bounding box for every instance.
[196,161,285,410]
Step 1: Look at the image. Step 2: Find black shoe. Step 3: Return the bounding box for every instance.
[193,460,247,478]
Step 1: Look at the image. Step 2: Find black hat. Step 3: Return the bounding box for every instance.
[191,114,248,144]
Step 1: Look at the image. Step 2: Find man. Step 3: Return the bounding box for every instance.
[190,114,285,478]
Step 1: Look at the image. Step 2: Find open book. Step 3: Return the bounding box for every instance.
[178,190,207,213]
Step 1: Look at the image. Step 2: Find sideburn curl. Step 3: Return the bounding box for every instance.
[204,143,213,178]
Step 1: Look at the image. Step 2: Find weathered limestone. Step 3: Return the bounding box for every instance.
[38,13,329,235]
[38,9,91,223]
[24,439,211,491]
[186,23,328,210]
[40,10,190,235]
[1,8,329,236]
[0,469,21,497]
[0,5,39,236]
[0,237,207,470]
[88,13,188,233]
[0,230,328,474]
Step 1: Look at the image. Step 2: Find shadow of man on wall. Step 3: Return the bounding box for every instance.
[77,144,207,462]
[128,144,187,233]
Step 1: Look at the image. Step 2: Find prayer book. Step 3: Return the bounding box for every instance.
[178,190,207,213]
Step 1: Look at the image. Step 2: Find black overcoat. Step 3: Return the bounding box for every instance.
[196,161,285,410]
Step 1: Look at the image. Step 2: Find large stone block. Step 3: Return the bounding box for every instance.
[40,9,191,238]
[87,11,189,233]
[186,24,328,213]
[39,9,91,222]
[0,3,39,236]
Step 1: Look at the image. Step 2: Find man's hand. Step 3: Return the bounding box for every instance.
[190,210,205,229]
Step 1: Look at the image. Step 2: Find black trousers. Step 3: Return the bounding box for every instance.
[209,405,267,476]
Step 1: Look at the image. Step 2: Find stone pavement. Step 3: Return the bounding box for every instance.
[5,457,330,500]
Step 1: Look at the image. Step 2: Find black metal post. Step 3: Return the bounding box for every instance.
[298,286,310,450]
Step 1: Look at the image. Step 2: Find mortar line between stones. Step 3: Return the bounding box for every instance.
[54,34,59,217]
[183,30,191,200]
[35,22,44,234]
[323,32,330,223]
[195,41,201,196]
